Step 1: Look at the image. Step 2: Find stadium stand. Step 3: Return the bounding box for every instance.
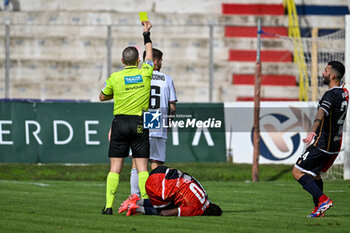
[221,1,349,101]
[0,0,349,102]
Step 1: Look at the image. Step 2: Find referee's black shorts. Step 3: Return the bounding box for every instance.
[108,114,149,158]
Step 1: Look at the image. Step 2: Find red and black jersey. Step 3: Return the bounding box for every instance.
[314,86,349,153]
[145,166,210,217]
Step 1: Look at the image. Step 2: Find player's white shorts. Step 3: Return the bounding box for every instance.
[149,137,167,163]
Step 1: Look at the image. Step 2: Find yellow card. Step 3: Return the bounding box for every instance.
[139,12,148,22]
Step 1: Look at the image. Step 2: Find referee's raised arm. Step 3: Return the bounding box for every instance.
[142,21,153,62]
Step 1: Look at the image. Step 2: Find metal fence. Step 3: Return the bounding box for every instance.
[1,23,219,102]
[3,22,338,103]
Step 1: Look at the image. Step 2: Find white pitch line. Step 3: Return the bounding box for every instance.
[328,190,346,193]
[74,183,105,187]
[0,180,106,187]
[0,180,50,187]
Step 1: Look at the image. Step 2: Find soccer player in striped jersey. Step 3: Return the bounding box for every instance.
[120,166,222,217]
[129,48,177,197]
[292,61,348,217]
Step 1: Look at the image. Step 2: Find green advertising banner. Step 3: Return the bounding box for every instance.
[166,103,226,162]
[0,101,225,163]
[0,101,113,163]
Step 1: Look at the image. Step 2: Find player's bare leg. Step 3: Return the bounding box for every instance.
[109,157,124,174]
[292,165,305,180]
[150,161,164,170]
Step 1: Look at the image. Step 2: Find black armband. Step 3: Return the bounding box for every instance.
[143,31,152,45]
[314,119,322,123]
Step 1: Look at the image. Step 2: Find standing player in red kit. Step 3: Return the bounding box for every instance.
[119,166,222,216]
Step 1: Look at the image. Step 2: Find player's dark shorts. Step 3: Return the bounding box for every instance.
[295,145,338,177]
[108,114,149,158]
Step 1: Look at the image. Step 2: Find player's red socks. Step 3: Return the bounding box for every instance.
[318,194,329,203]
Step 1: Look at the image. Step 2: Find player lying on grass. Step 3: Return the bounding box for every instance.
[119,166,223,216]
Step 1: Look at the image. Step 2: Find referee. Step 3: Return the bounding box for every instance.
[100,21,153,215]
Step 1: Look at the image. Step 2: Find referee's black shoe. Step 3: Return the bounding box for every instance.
[102,206,113,215]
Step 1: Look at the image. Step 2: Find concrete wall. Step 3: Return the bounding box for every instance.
[14,0,350,13]
[0,0,347,102]
[15,0,284,13]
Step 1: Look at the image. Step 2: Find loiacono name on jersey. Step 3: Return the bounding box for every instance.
[152,74,165,81]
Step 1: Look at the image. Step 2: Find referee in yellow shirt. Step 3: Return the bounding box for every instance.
[100,21,153,215]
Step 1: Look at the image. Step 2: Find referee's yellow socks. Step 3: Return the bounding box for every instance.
[105,172,119,208]
[138,171,149,199]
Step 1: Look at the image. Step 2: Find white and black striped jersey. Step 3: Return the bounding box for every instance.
[148,70,177,139]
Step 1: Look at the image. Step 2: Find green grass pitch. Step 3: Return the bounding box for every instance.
[1,178,350,233]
